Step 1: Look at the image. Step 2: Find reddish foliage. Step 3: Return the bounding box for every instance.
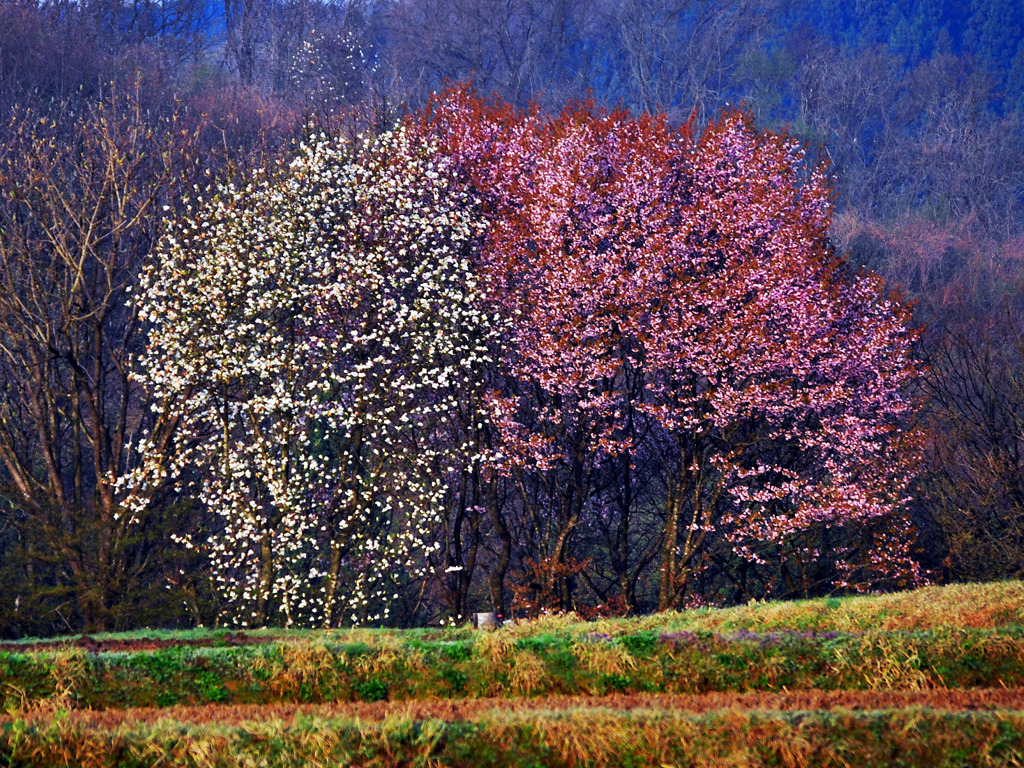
[413,85,924,606]
[509,556,596,618]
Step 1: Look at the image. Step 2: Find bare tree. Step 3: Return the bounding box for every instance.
[0,2,110,107]
[923,302,1024,582]
[383,0,600,107]
[617,0,773,120]
[0,83,200,631]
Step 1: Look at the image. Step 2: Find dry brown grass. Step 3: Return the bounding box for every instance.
[571,638,636,682]
[252,642,341,699]
[507,650,546,695]
[13,687,1024,731]
[2,648,91,717]
[566,580,1024,638]
[827,634,934,690]
[473,629,516,666]
[9,689,1024,768]
[10,707,1024,768]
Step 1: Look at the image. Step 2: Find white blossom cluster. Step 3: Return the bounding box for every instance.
[130,127,494,627]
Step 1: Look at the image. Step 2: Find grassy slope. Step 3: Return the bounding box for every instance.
[9,579,1024,647]
[5,581,1024,766]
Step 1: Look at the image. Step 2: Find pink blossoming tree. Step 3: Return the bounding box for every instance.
[418,87,924,611]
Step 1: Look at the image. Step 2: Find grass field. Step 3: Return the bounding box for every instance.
[4,581,1024,766]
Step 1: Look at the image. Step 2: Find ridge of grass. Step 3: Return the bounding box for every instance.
[1,581,1023,713]
[2,624,1024,710]
[4,582,1024,766]
[4,581,1019,651]
[6,580,1022,650]
[4,705,1024,767]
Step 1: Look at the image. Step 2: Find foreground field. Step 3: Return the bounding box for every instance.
[4,581,1024,766]
[24,687,1024,727]
[8,704,1024,767]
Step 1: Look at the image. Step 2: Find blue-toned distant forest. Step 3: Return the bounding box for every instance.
[2,0,1022,224]
[0,0,1022,636]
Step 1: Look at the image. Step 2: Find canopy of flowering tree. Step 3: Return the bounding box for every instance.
[417,87,923,611]
[132,127,494,626]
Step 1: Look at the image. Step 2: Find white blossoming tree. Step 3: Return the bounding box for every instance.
[132,127,493,627]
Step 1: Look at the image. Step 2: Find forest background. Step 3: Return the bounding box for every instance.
[0,0,1022,637]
